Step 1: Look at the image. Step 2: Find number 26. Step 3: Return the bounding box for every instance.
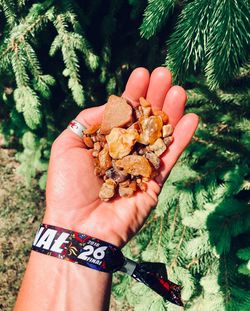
[78,245,108,260]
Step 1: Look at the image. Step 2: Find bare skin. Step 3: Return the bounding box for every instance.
[14,67,199,311]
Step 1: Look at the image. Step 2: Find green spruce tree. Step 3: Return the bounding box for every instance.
[0,1,249,310]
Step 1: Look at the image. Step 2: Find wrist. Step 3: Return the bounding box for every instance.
[43,210,85,233]
[42,210,125,248]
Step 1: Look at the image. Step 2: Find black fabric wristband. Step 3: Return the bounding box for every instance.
[32,224,183,306]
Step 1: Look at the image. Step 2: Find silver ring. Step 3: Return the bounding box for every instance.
[67,119,86,138]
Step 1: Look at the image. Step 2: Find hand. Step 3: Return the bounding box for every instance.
[44,67,199,247]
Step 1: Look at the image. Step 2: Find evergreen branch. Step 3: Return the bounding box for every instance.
[166,0,212,80]
[50,13,84,105]
[140,0,176,39]
[236,66,250,79]
[156,216,163,259]
[0,12,50,61]
[23,42,43,78]
[11,45,29,87]
[183,210,209,230]
[186,252,217,275]
[14,86,41,129]
[170,225,186,269]
[54,11,99,71]
[22,42,55,98]
[50,14,98,70]
[49,35,62,56]
[171,266,196,301]
[11,42,42,129]
[184,233,211,258]
[16,132,49,187]
[169,203,180,240]
[186,257,199,269]
[50,11,98,104]
[141,214,159,230]
[205,0,250,89]
[0,0,17,26]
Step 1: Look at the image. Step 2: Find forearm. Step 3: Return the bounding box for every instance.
[14,251,112,311]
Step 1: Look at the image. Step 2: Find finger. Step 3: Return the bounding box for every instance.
[122,67,150,106]
[146,67,172,110]
[156,113,199,185]
[76,105,105,127]
[57,67,149,147]
[163,86,186,126]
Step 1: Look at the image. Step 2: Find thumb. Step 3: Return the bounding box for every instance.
[53,105,106,149]
[76,105,105,127]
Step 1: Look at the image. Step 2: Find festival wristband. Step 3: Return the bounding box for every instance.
[32,224,183,306]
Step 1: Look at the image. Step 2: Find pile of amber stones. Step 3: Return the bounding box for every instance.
[82,95,174,201]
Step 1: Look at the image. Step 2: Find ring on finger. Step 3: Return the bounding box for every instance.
[67,119,86,138]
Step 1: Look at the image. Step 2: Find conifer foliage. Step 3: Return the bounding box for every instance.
[0,1,249,310]
[141,0,250,89]
[0,0,98,129]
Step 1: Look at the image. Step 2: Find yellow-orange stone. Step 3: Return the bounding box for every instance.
[116,155,152,178]
[106,128,139,159]
[100,95,133,134]
[98,145,112,170]
[139,116,163,145]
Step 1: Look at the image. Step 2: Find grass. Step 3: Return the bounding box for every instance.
[0,146,44,310]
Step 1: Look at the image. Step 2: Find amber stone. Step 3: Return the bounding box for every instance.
[83,136,94,148]
[116,155,152,178]
[118,180,137,198]
[84,124,100,135]
[148,138,167,156]
[98,145,112,170]
[163,136,174,147]
[162,124,174,137]
[153,110,168,124]
[99,179,116,201]
[145,152,160,169]
[106,128,139,159]
[137,182,147,192]
[139,116,163,145]
[100,95,133,134]
[139,97,151,107]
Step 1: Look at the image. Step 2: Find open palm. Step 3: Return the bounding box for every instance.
[44,67,199,247]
